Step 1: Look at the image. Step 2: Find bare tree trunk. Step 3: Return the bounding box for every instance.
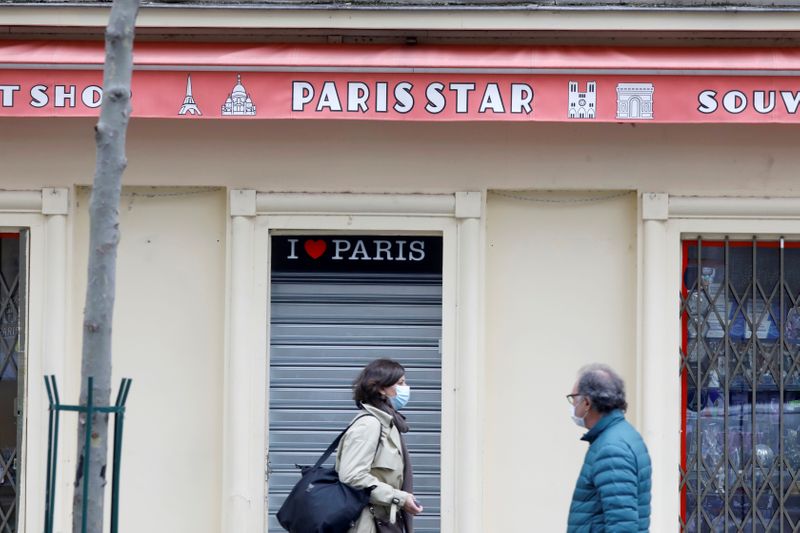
[73,1,140,532]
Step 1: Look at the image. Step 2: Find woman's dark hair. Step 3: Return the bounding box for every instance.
[353,358,406,408]
[577,363,628,414]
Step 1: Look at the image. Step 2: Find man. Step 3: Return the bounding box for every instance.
[567,364,652,533]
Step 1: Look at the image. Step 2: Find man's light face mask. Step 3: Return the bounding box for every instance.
[569,394,587,428]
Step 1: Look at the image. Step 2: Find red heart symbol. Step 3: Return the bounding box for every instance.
[304,239,327,259]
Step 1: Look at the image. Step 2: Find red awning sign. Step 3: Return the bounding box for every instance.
[2,41,800,123]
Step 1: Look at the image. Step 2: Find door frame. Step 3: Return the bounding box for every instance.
[0,188,69,533]
[223,191,485,533]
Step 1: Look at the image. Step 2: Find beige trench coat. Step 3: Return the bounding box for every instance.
[335,403,409,533]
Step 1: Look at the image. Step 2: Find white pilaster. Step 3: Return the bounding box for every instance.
[41,188,70,533]
[224,190,257,533]
[455,192,484,533]
[42,188,69,378]
[641,192,670,533]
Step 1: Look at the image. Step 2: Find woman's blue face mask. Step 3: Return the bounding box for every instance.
[390,385,411,410]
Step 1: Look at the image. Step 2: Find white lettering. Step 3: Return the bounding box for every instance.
[781,91,800,114]
[511,83,533,114]
[81,85,103,108]
[0,85,20,107]
[393,82,414,114]
[332,240,351,260]
[754,91,776,114]
[699,89,800,115]
[292,81,315,112]
[697,90,718,114]
[408,240,425,261]
[373,240,393,261]
[287,239,299,260]
[722,90,747,114]
[479,83,505,113]
[30,85,49,108]
[395,240,407,261]
[425,83,446,114]
[347,82,369,113]
[287,80,542,116]
[449,83,475,113]
[350,240,372,261]
[376,82,389,113]
[317,82,342,112]
[54,85,76,108]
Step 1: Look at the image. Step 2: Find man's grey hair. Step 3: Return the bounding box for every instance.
[576,363,628,414]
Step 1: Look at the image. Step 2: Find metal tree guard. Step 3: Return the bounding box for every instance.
[43,375,132,533]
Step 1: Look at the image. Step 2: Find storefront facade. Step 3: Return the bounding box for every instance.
[1,3,800,533]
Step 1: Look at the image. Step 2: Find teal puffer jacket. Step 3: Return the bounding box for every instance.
[567,410,652,533]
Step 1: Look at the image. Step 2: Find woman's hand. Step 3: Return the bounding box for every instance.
[403,495,423,515]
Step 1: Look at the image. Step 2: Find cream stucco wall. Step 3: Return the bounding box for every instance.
[484,191,638,532]
[2,117,798,531]
[67,187,226,533]
[1,119,799,196]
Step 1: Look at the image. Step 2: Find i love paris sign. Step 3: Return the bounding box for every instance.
[271,236,443,275]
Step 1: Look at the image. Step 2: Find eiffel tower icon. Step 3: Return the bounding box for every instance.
[179,74,202,116]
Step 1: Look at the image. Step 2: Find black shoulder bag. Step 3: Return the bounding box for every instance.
[277,414,381,533]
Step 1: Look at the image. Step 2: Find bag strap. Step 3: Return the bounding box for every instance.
[313,413,382,469]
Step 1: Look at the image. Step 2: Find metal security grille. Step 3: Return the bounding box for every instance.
[267,240,443,533]
[0,233,24,533]
[680,237,800,532]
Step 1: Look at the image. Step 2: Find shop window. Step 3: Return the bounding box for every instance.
[681,238,800,532]
[0,233,24,533]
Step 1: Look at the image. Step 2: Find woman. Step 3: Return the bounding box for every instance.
[336,358,423,533]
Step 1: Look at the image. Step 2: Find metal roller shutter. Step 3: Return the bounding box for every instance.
[267,236,443,533]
